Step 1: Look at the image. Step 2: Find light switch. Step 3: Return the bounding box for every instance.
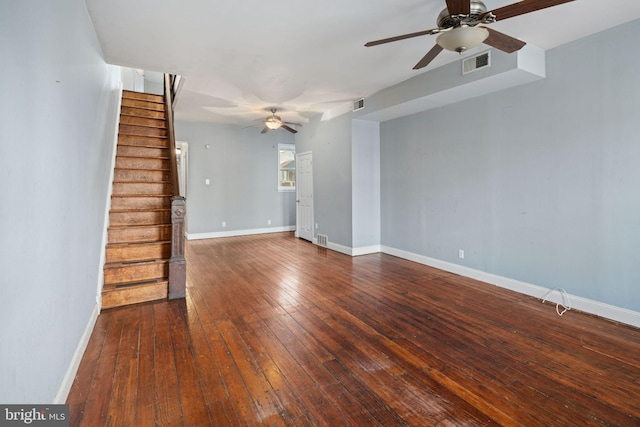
[205,179,210,185]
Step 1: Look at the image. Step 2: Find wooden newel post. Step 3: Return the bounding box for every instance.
[169,196,186,299]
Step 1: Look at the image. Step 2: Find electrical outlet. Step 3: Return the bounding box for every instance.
[205,178,210,185]
[458,249,465,259]
[267,219,271,225]
[315,223,318,229]
[222,221,226,228]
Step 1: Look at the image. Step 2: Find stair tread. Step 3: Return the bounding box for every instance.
[116,156,170,160]
[109,223,171,230]
[119,131,168,138]
[111,194,173,198]
[104,259,169,268]
[102,278,168,291]
[110,196,172,200]
[120,114,166,123]
[107,240,171,247]
[113,179,172,182]
[110,207,170,212]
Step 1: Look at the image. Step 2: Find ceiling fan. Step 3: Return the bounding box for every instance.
[261,108,299,134]
[365,0,575,70]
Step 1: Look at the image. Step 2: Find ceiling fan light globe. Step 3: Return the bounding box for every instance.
[265,119,281,130]
[436,26,489,53]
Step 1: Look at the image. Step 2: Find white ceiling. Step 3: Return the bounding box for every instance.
[85,0,640,126]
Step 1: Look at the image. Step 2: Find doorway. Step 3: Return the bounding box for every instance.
[296,151,313,242]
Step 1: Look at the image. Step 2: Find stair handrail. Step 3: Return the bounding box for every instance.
[164,73,186,299]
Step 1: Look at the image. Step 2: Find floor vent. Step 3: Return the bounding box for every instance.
[462,51,491,75]
[353,98,365,112]
[316,234,328,247]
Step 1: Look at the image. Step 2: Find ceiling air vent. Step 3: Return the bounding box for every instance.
[462,51,491,75]
[353,98,365,112]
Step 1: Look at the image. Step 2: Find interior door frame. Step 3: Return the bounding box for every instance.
[295,151,314,242]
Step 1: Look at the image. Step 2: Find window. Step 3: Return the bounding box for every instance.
[278,144,296,191]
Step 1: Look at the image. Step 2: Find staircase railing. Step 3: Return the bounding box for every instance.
[164,73,186,299]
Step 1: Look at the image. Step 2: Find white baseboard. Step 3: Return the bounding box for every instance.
[381,245,640,328]
[187,225,296,240]
[353,245,382,256]
[53,303,100,403]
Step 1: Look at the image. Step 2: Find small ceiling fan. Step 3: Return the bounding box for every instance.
[261,108,299,134]
[365,0,574,70]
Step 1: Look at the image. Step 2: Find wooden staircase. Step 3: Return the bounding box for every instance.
[102,90,175,309]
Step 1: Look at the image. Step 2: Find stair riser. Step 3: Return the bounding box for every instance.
[120,124,167,137]
[101,282,167,310]
[106,242,171,263]
[114,169,171,182]
[118,134,168,148]
[115,157,170,170]
[112,182,173,195]
[121,98,165,111]
[120,115,166,128]
[117,145,169,159]
[111,196,171,210]
[108,226,172,244]
[123,90,164,103]
[121,106,165,119]
[110,211,171,226]
[104,262,168,284]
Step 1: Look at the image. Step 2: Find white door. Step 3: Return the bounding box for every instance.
[296,152,314,242]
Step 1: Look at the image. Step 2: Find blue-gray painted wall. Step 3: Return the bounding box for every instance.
[174,121,296,235]
[296,114,354,247]
[0,0,121,402]
[380,20,640,311]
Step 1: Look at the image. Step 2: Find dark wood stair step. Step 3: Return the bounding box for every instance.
[109,209,171,226]
[120,115,166,129]
[119,124,167,138]
[115,156,170,170]
[111,195,171,210]
[112,182,172,196]
[108,224,172,244]
[104,259,169,285]
[107,224,171,244]
[106,241,171,263]
[120,106,165,119]
[118,134,168,148]
[121,98,165,111]
[114,168,171,182]
[122,90,164,103]
[117,145,169,159]
[101,278,168,309]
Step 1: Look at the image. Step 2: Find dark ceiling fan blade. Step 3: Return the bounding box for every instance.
[482,27,526,53]
[261,126,269,134]
[281,124,298,134]
[413,44,444,70]
[446,0,470,16]
[485,0,574,22]
[365,28,439,47]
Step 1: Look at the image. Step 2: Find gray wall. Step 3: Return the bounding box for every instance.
[0,0,121,402]
[296,114,353,247]
[380,20,640,312]
[174,121,296,235]
[352,120,380,249]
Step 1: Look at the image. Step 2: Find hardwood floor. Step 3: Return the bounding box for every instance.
[67,232,640,426]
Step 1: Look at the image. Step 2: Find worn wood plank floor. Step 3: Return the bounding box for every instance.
[67,232,640,426]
